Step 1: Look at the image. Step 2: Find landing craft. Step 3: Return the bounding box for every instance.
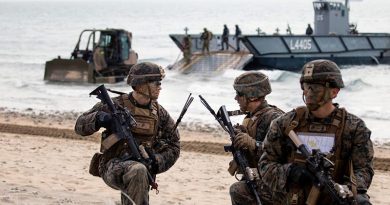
[44,29,138,83]
[169,0,390,72]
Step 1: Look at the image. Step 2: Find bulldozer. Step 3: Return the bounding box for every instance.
[44,29,138,83]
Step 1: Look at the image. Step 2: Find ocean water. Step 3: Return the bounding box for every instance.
[0,0,389,143]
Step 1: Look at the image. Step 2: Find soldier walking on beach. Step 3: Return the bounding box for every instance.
[221,24,230,51]
[201,28,213,55]
[229,71,284,205]
[75,62,180,205]
[259,59,374,205]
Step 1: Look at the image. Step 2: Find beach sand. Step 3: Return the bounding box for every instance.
[0,109,389,204]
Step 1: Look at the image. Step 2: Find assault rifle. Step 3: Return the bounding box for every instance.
[90,84,159,192]
[172,93,194,134]
[199,95,262,205]
[287,130,355,205]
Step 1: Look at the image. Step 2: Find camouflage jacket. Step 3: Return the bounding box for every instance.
[242,100,284,167]
[259,105,374,202]
[75,93,180,174]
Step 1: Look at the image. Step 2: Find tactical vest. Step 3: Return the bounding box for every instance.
[242,104,282,167]
[284,106,356,205]
[242,106,275,139]
[100,94,159,153]
[120,94,159,146]
[91,94,160,177]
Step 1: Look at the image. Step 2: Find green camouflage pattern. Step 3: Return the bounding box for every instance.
[182,35,192,64]
[230,180,275,205]
[300,59,344,88]
[230,101,284,205]
[201,28,212,54]
[75,93,180,205]
[259,107,374,204]
[234,71,272,98]
[244,101,285,166]
[127,62,165,86]
[103,159,148,205]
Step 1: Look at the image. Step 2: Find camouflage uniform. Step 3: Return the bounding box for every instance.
[259,60,374,205]
[222,24,229,50]
[75,62,180,205]
[182,35,192,64]
[201,28,213,54]
[229,71,284,205]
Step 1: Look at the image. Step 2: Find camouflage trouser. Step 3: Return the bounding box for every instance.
[202,41,210,54]
[183,49,192,64]
[101,158,149,205]
[230,180,274,205]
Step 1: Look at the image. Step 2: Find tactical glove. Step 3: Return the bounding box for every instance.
[145,147,159,174]
[95,111,113,129]
[233,132,256,151]
[288,164,313,186]
[227,159,238,176]
[150,155,159,174]
[233,123,246,134]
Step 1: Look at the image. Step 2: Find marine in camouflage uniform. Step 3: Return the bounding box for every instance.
[229,71,284,205]
[201,28,212,55]
[259,60,374,205]
[75,62,180,205]
[182,35,192,64]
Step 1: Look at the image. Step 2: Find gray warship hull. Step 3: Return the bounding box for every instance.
[169,33,390,72]
[241,34,390,71]
[169,0,390,72]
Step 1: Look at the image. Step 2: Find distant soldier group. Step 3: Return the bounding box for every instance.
[181,24,242,59]
[76,59,374,205]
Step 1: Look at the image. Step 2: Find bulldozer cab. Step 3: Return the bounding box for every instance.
[44,29,137,83]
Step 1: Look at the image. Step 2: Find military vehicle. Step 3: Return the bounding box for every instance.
[169,0,390,72]
[44,29,138,83]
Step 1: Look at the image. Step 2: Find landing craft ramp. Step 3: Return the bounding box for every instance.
[169,51,253,74]
[169,0,390,72]
[169,34,252,73]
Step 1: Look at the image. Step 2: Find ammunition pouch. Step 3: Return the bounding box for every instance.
[89,152,102,177]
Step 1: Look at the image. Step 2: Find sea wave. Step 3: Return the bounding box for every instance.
[344,79,371,91]
[269,70,299,82]
[359,110,390,121]
[0,61,44,68]
[139,57,170,63]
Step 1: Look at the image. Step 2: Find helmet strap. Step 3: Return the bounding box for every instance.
[135,84,152,100]
[303,82,332,111]
[318,83,332,106]
[147,83,157,100]
[240,97,249,112]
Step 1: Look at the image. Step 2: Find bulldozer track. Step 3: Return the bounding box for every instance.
[1,123,389,171]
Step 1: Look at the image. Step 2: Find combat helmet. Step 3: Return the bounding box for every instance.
[300,59,344,88]
[127,62,165,86]
[233,71,271,98]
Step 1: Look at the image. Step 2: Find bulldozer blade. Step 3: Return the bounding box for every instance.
[44,59,93,83]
